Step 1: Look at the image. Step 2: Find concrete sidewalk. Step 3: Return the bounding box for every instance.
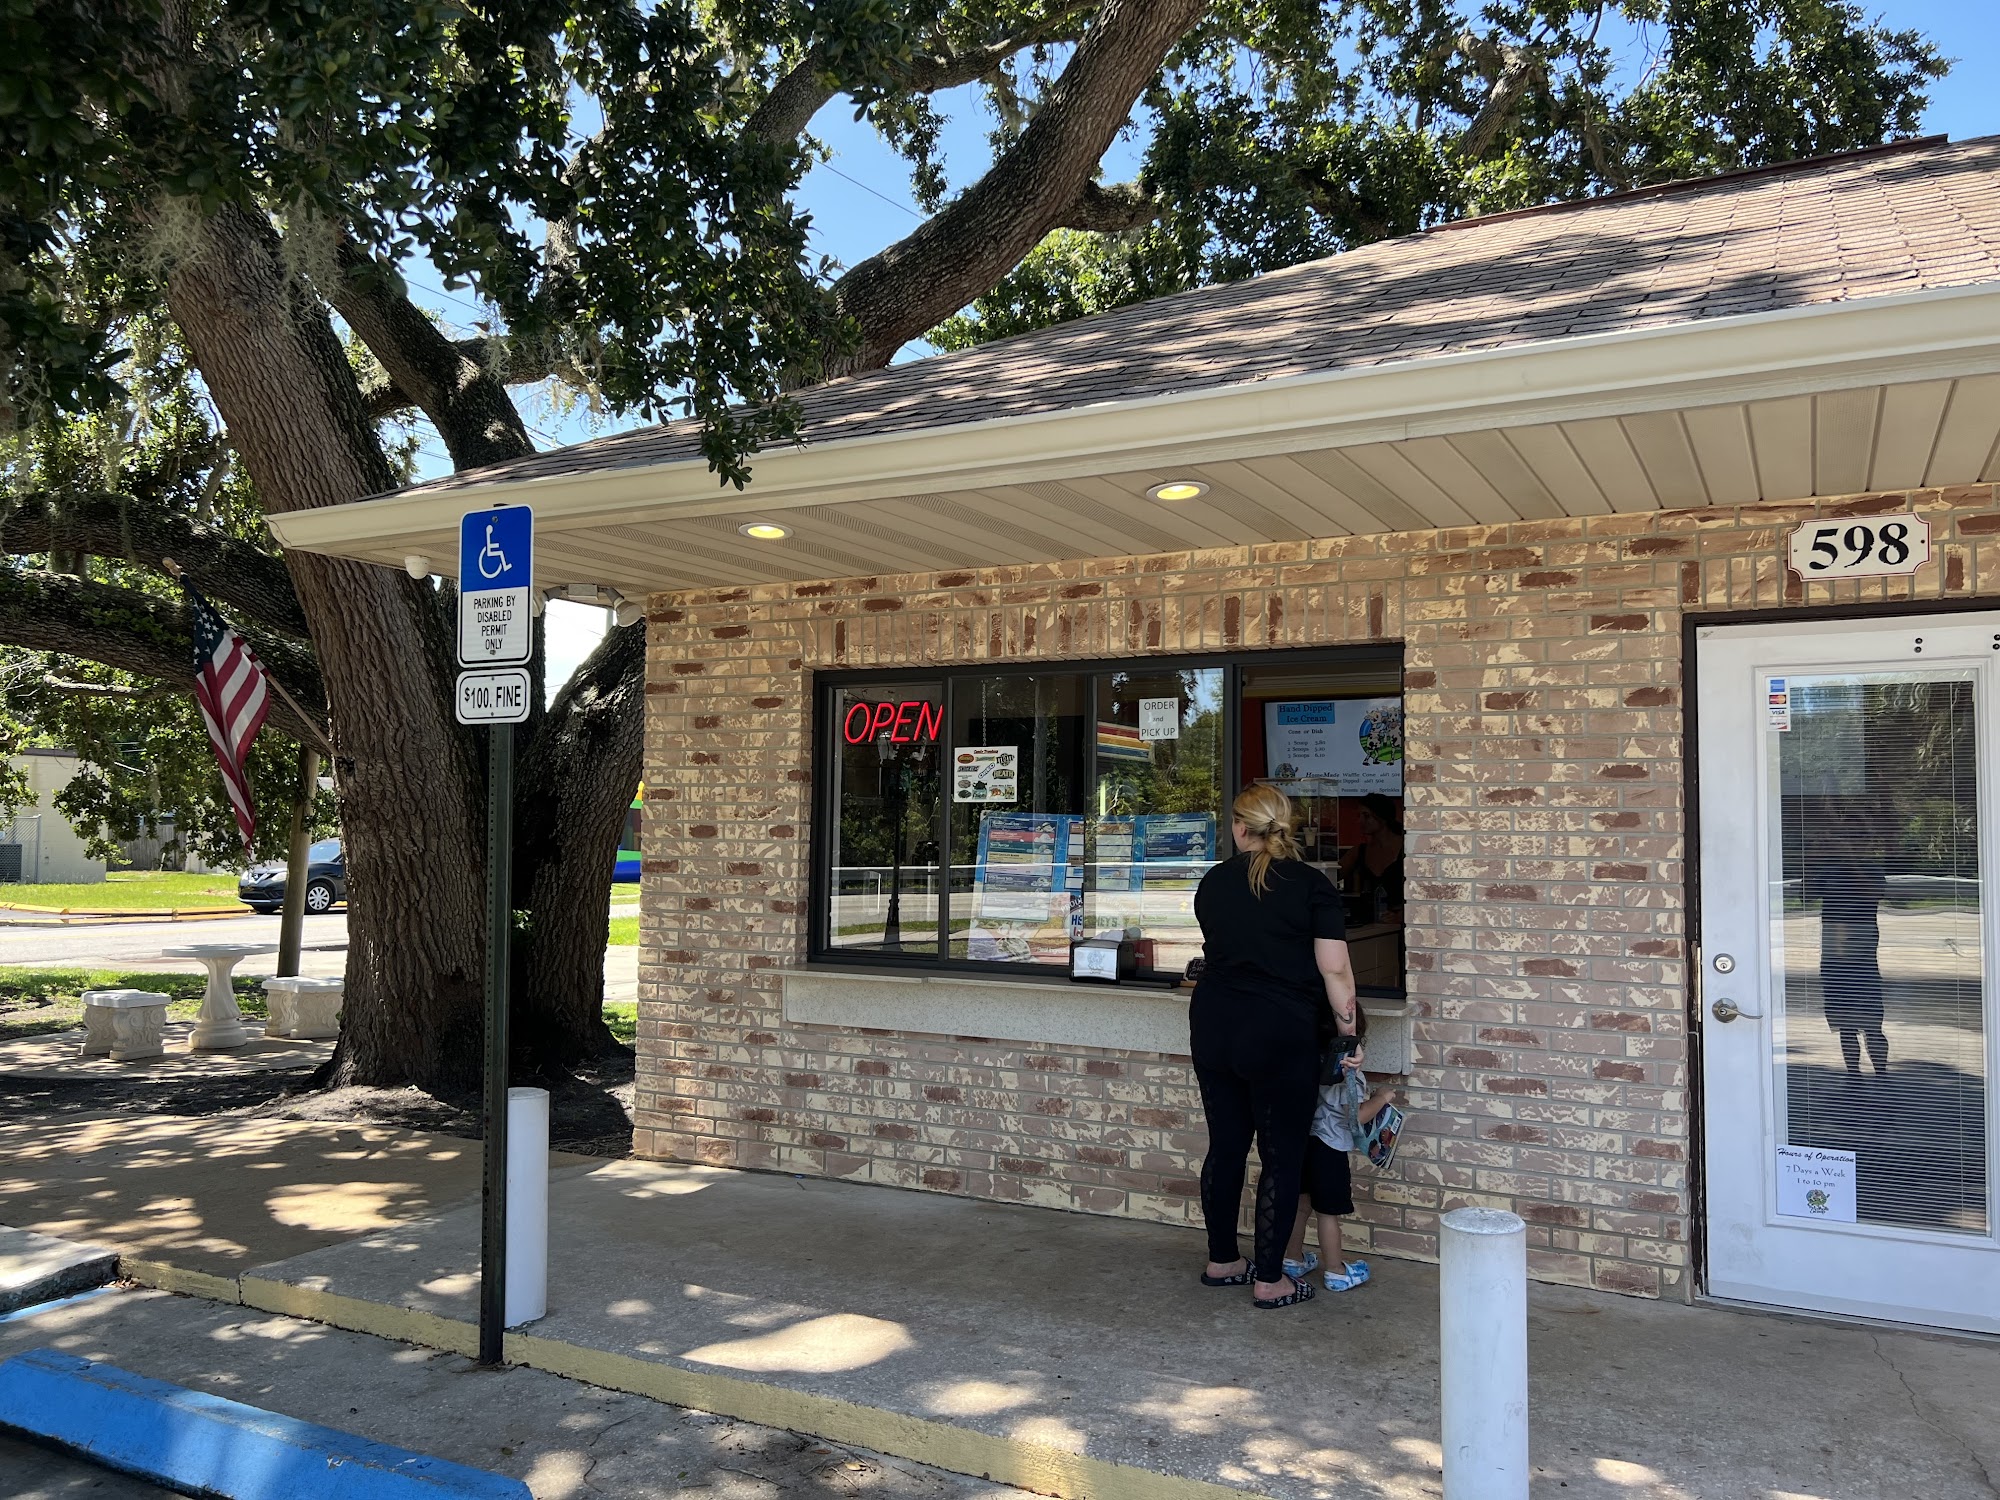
[0,1112,594,1290]
[227,1157,1999,1500]
[0,1288,1031,1500]
[4,1110,1994,1498]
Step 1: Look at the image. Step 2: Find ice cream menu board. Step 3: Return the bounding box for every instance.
[973,811,1080,920]
[1138,813,1214,889]
[1263,698,1403,795]
[1088,813,1216,891]
[953,745,1019,802]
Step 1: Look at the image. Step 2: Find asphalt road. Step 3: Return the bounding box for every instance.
[0,910,350,971]
[0,906,639,1001]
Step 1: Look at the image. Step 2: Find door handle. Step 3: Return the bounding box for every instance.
[1711,997,1764,1023]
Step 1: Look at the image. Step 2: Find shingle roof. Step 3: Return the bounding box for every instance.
[401,134,2000,499]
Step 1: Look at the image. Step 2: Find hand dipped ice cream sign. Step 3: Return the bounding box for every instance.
[842,699,942,745]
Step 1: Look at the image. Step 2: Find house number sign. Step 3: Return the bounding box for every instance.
[1785,514,1930,580]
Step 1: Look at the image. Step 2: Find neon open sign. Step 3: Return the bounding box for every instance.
[843,700,942,744]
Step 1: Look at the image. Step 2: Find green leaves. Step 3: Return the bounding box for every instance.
[933,0,1947,350]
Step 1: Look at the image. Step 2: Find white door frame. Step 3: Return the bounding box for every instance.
[1693,609,2000,1333]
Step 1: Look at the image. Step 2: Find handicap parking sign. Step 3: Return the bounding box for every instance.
[458,507,534,666]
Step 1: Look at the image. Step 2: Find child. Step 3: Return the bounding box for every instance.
[1283,1008,1400,1291]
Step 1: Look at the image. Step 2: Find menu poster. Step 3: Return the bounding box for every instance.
[953,745,1019,803]
[1263,698,1403,796]
[1139,812,1214,890]
[973,811,1076,920]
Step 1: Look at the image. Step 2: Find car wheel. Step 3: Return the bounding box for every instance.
[304,880,337,914]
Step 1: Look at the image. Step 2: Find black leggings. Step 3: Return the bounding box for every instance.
[1192,1022,1320,1282]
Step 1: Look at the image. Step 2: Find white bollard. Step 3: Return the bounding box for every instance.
[1439,1206,1529,1500]
[505,1086,550,1328]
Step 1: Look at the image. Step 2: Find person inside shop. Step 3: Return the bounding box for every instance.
[1190,784,1358,1311]
[1339,792,1405,924]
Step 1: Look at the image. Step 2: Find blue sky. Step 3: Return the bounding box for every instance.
[401,4,1997,684]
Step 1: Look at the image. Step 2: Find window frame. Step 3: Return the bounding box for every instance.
[808,644,1405,994]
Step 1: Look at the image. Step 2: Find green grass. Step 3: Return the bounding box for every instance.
[0,966,266,1040]
[0,870,245,913]
[607,915,640,946]
[602,1000,637,1046]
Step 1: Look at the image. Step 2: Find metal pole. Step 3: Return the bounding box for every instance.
[1439,1206,1529,1500]
[275,746,319,978]
[478,723,513,1366]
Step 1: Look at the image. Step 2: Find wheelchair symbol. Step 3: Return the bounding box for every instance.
[476,523,511,581]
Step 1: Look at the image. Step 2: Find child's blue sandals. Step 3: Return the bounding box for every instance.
[1281,1251,1320,1279]
[1323,1259,1371,1292]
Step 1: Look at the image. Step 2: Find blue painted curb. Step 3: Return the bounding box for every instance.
[0,1348,530,1499]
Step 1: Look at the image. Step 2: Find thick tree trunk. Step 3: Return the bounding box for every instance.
[513,620,647,1064]
[163,203,492,1091]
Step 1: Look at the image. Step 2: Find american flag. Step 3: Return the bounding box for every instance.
[187,586,271,849]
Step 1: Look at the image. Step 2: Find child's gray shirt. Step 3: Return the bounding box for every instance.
[1311,1067,1368,1153]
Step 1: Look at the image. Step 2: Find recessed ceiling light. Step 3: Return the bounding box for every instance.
[1147,480,1209,502]
[739,522,791,540]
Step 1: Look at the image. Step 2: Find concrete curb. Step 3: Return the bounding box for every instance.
[0,905,245,922]
[0,1229,118,1316]
[0,1347,530,1499]
[123,1257,1262,1500]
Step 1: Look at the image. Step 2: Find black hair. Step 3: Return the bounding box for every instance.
[1359,793,1403,834]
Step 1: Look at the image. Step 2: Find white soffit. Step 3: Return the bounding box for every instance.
[268,282,2000,594]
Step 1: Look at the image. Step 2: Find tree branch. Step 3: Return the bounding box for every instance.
[359,335,561,423]
[0,491,308,638]
[746,4,1099,145]
[40,676,178,701]
[829,0,1209,371]
[329,240,537,471]
[1050,179,1159,232]
[0,567,327,744]
[1456,33,1545,160]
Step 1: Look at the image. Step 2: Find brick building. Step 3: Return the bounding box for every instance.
[278,134,2000,1334]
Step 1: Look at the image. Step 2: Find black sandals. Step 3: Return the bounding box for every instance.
[1252,1273,1316,1310]
[1199,1261,1254,1286]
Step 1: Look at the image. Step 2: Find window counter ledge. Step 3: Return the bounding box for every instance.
[779,967,1413,1070]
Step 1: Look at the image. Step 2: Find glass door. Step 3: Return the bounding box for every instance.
[1697,615,1999,1332]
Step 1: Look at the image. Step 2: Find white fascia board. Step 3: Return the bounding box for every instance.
[269,280,2000,563]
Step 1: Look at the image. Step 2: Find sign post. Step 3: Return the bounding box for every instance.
[458,505,532,1368]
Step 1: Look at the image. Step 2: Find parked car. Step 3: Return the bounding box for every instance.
[239,839,346,914]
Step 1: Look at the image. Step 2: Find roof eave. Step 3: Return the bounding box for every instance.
[268,280,2000,568]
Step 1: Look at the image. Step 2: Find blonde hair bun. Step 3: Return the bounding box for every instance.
[1233,784,1301,895]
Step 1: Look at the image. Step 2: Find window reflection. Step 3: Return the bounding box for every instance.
[1774,672,1988,1235]
[828,685,942,956]
[1085,668,1224,976]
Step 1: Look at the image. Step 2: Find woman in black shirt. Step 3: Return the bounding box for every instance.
[1191,784,1358,1309]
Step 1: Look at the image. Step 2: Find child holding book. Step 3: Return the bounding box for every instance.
[1283,1007,1401,1290]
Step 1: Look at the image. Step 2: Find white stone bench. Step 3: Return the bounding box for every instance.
[262,977,345,1040]
[78,990,171,1062]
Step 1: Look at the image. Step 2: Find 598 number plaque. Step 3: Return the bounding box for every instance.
[1786,514,1930,581]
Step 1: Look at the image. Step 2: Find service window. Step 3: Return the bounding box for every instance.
[810,648,1404,995]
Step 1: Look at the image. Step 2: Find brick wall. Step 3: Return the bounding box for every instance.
[636,482,2000,1299]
